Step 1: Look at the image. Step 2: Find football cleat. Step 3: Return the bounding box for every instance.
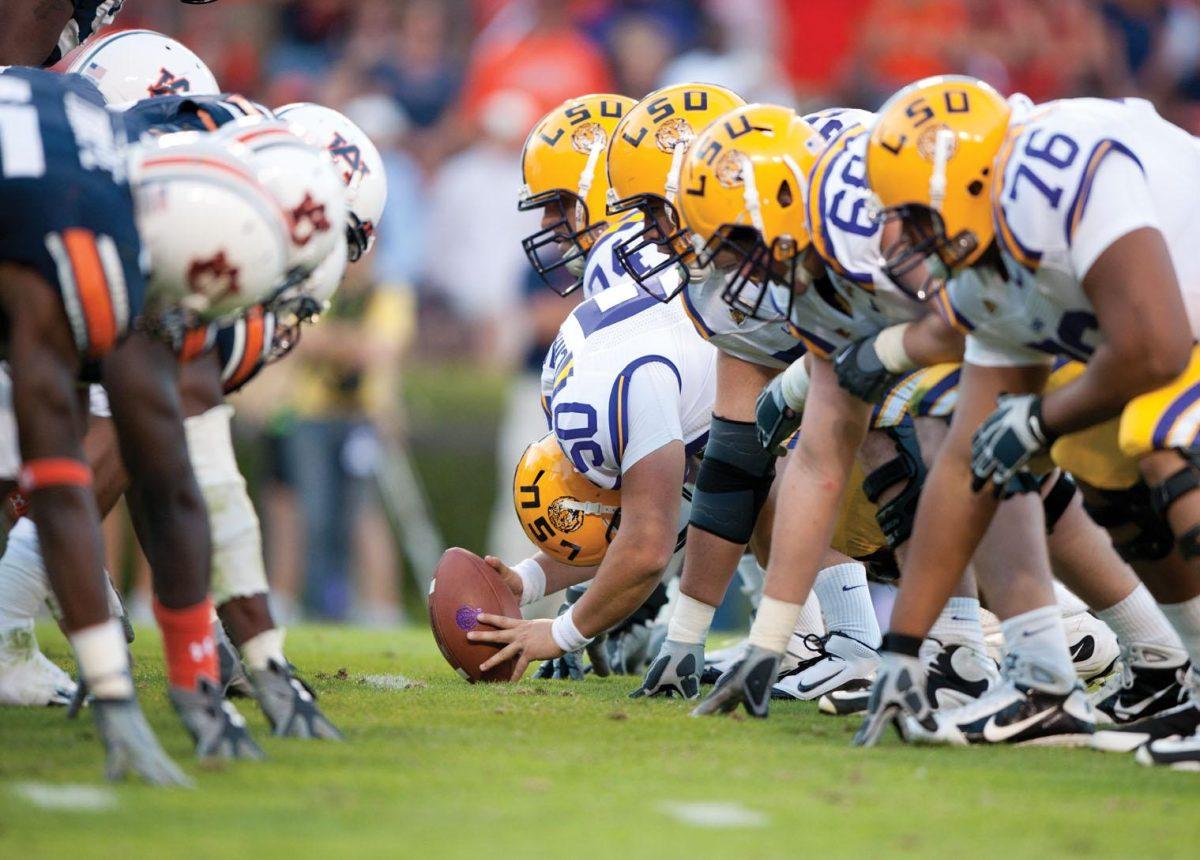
[1090,644,1188,726]
[250,660,343,740]
[771,632,879,701]
[1090,669,1200,753]
[921,638,1000,710]
[169,677,266,760]
[92,697,192,787]
[903,679,1095,747]
[631,640,705,699]
[818,680,872,716]
[691,645,779,718]
[1136,730,1200,771]
[0,625,76,706]
[1062,610,1120,682]
[853,651,935,747]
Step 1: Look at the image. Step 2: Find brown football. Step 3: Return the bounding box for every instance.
[428,547,521,683]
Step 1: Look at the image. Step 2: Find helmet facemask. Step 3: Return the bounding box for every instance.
[519,189,602,297]
[696,225,803,322]
[879,204,977,301]
[610,193,696,302]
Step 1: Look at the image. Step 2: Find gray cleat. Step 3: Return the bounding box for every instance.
[250,660,343,740]
[92,697,192,787]
[691,645,779,717]
[630,639,705,699]
[169,677,266,760]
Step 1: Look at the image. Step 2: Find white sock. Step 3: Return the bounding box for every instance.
[667,594,717,646]
[785,591,825,662]
[69,618,133,699]
[1159,594,1200,669]
[812,563,880,648]
[1001,605,1076,693]
[927,597,987,652]
[240,627,286,671]
[1052,580,1089,616]
[748,595,803,655]
[1096,584,1183,651]
[0,519,51,627]
[736,555,766,610]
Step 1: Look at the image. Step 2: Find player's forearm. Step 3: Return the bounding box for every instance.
[533,551,596,595]
[1041,341,1179,436]
[571,535,671,638]
[901,313,965,367]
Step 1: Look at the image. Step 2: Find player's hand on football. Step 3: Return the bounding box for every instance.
[483,556,524,600]
[469,616,563,681]
[970,393,1055,496]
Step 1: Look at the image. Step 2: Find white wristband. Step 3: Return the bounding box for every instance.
[551,605,593,653]
[780,358,811,411]
[512,557,546,607]
[873,323,917,373]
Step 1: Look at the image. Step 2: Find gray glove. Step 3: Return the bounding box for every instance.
[93,697,193,787]
[755,375,802,456]
[853,645,936,747]
[630,639,704,699]
[691,644,779,718]
[536,586,589,681]
[833,334,905,404]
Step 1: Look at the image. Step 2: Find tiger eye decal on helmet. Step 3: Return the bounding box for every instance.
[866,75,1011,299]
[512,434,620,566]
[676,103,825,320]
[517,94,637,297]
[604,83,746,301]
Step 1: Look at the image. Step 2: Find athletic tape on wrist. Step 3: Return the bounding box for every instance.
[550,605,592,653]
[512,557,546,607]
[873,323,916,373]
[19,458,93,494]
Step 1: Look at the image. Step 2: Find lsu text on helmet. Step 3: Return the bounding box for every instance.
[513,434,620,567]
[67,29,220,106]
[866,75,1011,299]
[275,102,387,263]
[606,82,745,300]
[677,103,825,319]
[516,93,637,296]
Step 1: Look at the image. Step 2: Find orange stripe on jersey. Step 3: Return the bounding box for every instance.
[179,326,212,362]
[196,109,219,131]
[228,309,266,389]
[225,95,264,117]
[61,229,117,356]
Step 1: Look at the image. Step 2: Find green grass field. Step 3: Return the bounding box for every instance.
[2,624,1199,859]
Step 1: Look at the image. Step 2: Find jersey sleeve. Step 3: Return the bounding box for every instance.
[618,361,684,475]
[1065,148,1159,280]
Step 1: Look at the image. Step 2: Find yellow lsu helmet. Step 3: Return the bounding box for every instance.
[676,103,825,319]
[512,433,620,566]
[605,83,745,300]
[518,93,638,296]
[866,75,1011,299]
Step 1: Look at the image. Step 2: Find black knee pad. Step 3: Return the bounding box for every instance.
[1150,451,1200,559]
[862,417,926,548]
[689,416,775,545]
[1040,470,1077,535]
[1083,482,1175,562]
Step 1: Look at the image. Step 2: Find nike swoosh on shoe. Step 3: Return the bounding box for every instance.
[981,709,1051,742]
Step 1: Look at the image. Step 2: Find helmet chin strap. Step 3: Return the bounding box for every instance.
[740,154,766,236]
[664,141,687,207]
[929,127,955,216]
[558,499,620,516]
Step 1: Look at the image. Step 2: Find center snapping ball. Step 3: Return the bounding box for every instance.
[429,547,521,682]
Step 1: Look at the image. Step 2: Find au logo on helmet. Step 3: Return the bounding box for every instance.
[148,67,191,97]
[329,133,371,183]
[187,251,241,305]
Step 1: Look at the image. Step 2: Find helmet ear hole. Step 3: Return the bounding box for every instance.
[776,179,793,208]
[967,180,984,196]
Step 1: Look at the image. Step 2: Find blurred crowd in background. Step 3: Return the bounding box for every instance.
[103,0,1200,627]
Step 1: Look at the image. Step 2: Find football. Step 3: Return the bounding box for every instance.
[428,547,521,683]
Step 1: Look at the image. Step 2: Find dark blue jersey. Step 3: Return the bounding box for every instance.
[122,93,274,140]
[0,67,142,359]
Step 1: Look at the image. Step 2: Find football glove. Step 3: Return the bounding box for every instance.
[630,639,705,699]
[690,644,779,718]
[93,697,193,786]
[970,394,1055,496]
[833,334,905,404]
[853,649,936,747]
[756,375,802,456]
[536,585,588,681]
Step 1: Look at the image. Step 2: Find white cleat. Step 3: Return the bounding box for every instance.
[0,625,76,706]
[920,638,1000,710]
[771,632,879,701]
[1062,610,1120,683]
[902,679,1095,747]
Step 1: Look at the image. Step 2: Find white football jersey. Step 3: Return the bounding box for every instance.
[581,216,670,300]
[795,125,926,357]
[945,97,1200,366]
[679,267,808,369]
[541,279,717,490]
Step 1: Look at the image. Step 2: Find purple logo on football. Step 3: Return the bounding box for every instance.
[455,605,482,631]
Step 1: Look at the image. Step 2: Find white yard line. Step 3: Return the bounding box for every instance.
[12,782,117,812]
[660,801,769,828]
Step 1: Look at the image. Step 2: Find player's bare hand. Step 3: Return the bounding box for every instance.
[469,615,563,681]
[483,556,524,600]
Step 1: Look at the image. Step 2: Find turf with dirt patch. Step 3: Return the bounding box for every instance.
[1,625,1197,858]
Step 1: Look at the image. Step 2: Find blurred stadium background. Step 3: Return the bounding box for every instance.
[100,0,1200,628]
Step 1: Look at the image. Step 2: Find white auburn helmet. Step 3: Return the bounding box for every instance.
[130,133,290,320]
[67,29,220,106]
[212,117,347,281]
[274,102,387,261]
